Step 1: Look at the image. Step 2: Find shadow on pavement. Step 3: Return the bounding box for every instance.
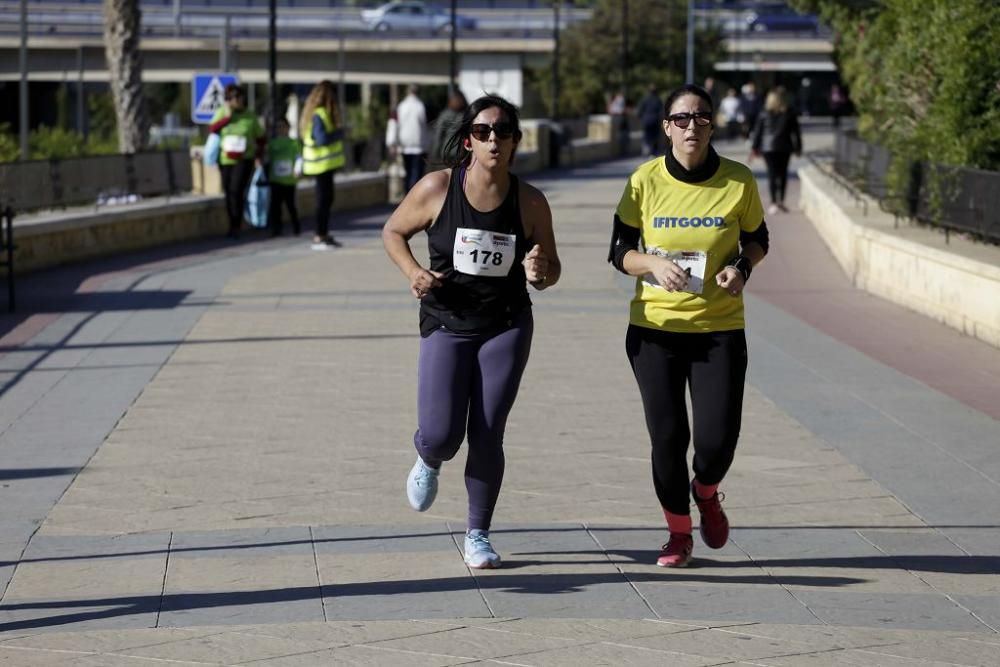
[0,467,80,481]
[0,569,866,633]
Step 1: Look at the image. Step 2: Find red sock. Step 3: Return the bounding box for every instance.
[693,480,719,500]
[663,510,692,535]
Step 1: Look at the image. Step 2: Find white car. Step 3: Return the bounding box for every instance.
[361,1,477,34]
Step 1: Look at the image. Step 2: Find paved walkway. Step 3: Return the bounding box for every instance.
[0,137,997,665]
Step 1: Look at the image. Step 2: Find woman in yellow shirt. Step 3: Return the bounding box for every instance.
[609,84,770,567]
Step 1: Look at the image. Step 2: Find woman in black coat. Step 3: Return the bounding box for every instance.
[751,88,802,215]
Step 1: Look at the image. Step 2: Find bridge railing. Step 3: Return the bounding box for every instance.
[833,130,1000,244]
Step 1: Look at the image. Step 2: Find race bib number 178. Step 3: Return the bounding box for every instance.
[453,228,516,277]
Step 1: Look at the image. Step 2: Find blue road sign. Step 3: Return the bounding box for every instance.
[191,73,238,124]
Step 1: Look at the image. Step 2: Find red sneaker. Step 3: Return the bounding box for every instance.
[692,482,729,549]
[656,532,693,568]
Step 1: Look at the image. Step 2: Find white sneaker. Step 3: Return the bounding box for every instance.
[767,203,780,216]
[464,529,501,569]
[311,242,330,251]
[406,456,439,512]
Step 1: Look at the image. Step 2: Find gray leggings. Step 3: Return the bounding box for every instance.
[414,309,533,530]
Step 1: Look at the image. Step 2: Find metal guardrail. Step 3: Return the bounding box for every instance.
[832,131,1000,244]
[0,150,192,214]
[0,2,592,40]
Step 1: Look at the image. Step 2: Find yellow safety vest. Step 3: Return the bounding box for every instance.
[302,108,345,175]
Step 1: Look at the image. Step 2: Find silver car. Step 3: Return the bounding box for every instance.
[361,1,477,34]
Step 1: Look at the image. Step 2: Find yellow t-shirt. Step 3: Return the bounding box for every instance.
[615,155,764,333]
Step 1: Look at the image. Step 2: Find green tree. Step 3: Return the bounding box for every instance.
[534,0,725,117]
[791,0,1000,173]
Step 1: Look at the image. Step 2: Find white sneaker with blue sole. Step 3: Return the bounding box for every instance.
[406,456,439,512]
[464,529,501,569]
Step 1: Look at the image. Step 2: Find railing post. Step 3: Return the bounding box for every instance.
[2,206,14,313]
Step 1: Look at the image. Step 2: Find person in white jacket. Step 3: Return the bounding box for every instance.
[394,85,430,192]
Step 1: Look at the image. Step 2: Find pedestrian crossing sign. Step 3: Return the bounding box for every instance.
[191,73,238,124]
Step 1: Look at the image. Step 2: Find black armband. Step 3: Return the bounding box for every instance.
[728,255,753,282]
[608,215,640,274]
[739,220,770,255]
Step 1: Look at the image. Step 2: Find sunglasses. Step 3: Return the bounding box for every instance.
[667,111,713,128]
[470,122,515,142]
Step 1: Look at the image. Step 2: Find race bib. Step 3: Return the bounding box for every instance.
[273,159,293,177]
[643,248,708,294]
[453,228,516,277]
[221,135,247,155]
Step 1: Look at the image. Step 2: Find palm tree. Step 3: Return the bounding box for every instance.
[103,0,148,152]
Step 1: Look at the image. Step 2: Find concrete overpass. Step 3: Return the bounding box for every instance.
[0,34,555,86]
[0,32,834,85]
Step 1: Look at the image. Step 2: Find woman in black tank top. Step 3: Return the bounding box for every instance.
[383,95,561,569]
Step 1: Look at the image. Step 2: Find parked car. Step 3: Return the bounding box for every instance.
[746,6,820,33]
[361,1,477,34]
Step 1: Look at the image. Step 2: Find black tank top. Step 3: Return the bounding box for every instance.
[419,167,531,336]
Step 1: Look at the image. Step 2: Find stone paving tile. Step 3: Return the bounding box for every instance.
[2,556,168,602]
[227,619,472,646]
[621,626,834,663]
[792,589,990,632]
[458,617,726,642]
[480,640,718,667]
[367,625,582,662]
[636,583,822,626]
[241,643,473,666]
[953,595,1000,632]
[0,626,221,653]
[938,527,1000,557]
[750,649,959,666]
[854,635,1000,667]
[316,551,490,620]
[116,628,340,664]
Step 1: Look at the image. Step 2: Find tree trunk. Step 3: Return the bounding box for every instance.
[103,0,148,153]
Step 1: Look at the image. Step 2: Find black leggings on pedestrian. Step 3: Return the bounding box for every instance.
[314,170,334,238]
[220,160,255,234]
[763,151,791,205]
[269,183,300,235]
[626,325,748,516]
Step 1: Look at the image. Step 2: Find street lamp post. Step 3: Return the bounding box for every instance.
[686,0,695,84]
[19,0,28,160]
[449,0,457,94]
[551,0,559,120]
[621,0,629,94]
[268,0,277,136]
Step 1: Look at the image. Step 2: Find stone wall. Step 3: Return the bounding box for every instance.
[800,165,1000,348]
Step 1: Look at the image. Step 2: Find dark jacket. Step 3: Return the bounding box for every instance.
[752,110,802,154]
[637,92,663,127]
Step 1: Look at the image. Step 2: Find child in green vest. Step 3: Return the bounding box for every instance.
[267,117,302,236]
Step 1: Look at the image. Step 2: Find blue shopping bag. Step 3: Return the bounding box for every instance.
[203,133,220,167]
[244,166,270,228]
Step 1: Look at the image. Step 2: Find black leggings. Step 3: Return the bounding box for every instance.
[626,325,748,515]
[314,170,334,237]
[763,151,791,205]
[269,183,300,235]
[220,160,255,233]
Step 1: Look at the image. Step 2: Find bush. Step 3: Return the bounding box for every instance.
[29,126,88,160]
[0,124,20,162]
[793,0,1000,220]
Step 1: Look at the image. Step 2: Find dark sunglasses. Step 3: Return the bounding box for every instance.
[470,122,515,141]
[667,111,713,128]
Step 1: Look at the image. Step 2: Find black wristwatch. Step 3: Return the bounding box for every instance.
[728,255,753,282]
